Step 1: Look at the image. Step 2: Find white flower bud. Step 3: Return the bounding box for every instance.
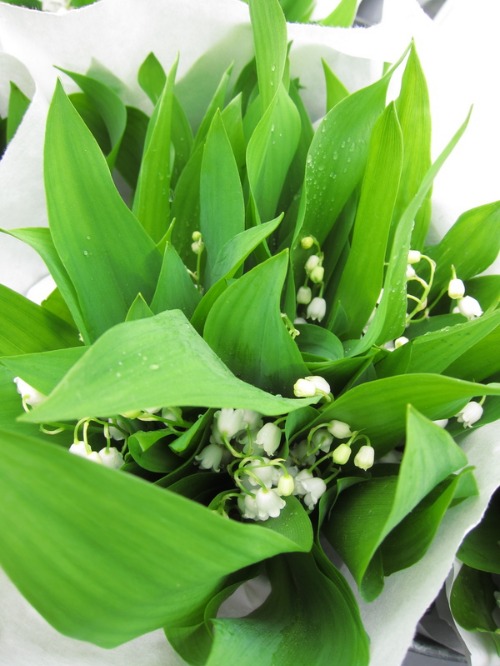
[13,377,45,407]
[309,265,325,284]
[306,296,326,322]
[406,265,416,279]
[191,231,202,241]
[456,401,483,428]
[98,447,124,469]
[301,236,315,250]
[394,336,409,349]
[293,378,317,398]
[255,422,282,456]
[69,441,103,464]
[277,473,295,496]
[305,254,321,273]
[195,443,224,471]
[448,278,465,300]
[191,239,204,255]
[457,296,483,319]
[354,444,375,471]
[327,420,352,439]
[408,250,421,265]
[297,286,312,305]
[332,443,351,465]
[214,408,245,440]
[294,317,307,325]
[306,375,331,395]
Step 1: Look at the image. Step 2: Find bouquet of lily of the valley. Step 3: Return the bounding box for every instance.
[0,0,499,664]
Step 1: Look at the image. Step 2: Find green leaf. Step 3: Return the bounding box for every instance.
[278,0,314,22]
[322,59,349,112]
[319,374,500,455]
[133,58,178,242]
[125,293,154,321]
[427,201,500,298]
[329,102,403,337]
[171,145,203,269]
[200,112,245,287]
[57,68,127,169]
[246,84,301,222]
[203,252,308,395]
[295,323,344,362]
[393,44,432,250]
[325,407,468,599]
[128,429,182,473]
[115,106,149,190]
[450,565,500,650]
[248,0,288,110]
[444,325,500,383]
[458,490,500,574]
[6,81,30,143]
[320,0,358,27]
[206,550,369,666]
[44,82,162,341]
[138,52,166,104]
[1,227,89,340]
[0,430,312,648]
[150,242,201,318]
[22,310,315,423]
[192,65,233,152]
[0,284,79,356]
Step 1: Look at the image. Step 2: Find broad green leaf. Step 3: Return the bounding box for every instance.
[6,81,30,143]
[450,565,500,652]
[45,82,161,341]
[0,284,79,356]
[320,0,358,27]
[322,59,349,112]
[150,242,200,318]
[1,227,89,340]
[1,347,86,396]
[0,430,312,648]
[203,252,308,395]
[325,408,468,599]
[444,325,500,383]
[200,112,245,287]
[392,44,432,250]
[22,310,315,424]
[352,108,471,353]
[295,323,344,362]
[206,550,369,666]
[319,374,500,455]
[57,68,127,169]
[249,0,288,110]
[171,145,203,269]
[125,293,154,321]
[138,52,166,104]
[192,65,233,151]
[458,490,500,574]
[220,93,246,170]
[133,58,178,242]
[376,309,500,377]
[209,215,283,285]
[427,201,500,298]
[466,275,500,311]
[128,429,182,473]
[278,0,314,22]
[68,92,111,155]
[329,102,403,338]
[246,84,301,222]
[171,95,194,186]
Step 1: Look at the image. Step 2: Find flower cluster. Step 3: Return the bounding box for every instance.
[295,236,327,323]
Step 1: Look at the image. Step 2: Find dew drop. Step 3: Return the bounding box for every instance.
[333,151,338,160]
[271,64,276,72]
[149,364,160,371]
[83,250,89,256]
[116,372,122,378]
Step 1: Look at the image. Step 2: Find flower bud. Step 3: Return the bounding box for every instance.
[214,408,244,440]
[306,296,326,322]
[195,443,224,471]
[394,336,409,349]
[300,236,315,250]
[354,444,375,471]
[327,420,352,439]
[293,378,316,398]
[332,443,351,465]
[306,375,331,396]
[406,265,416,279]
[297,286,312,305]
[98,447,124,469]
[456,401,483,428]
[448,278,465,300]
[407,250,421,265]
[305,254,321,273]
[277,473,295,496]
[309,265,324,284]
[13,377,45,407]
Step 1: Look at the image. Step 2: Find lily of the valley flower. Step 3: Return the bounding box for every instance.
[309,265,324,284]
[13,377,45,407]
[297,285,312,304]
[311,428,333,453]
[394,336,410,348]
[277,472,295,496]
[407,250,422,264]
[327,420,352,439]
[353,444,375,471]
[98,447,124,469]
[213,408,245,441]
[304,254,321,274]
[456,295,483,319]
[448,278,465,299]
[332,443,352,465]
[195,442,225,471]
[243,458,278,489]
[456,401,483,428]
[306,296,326,322]
[239,488,286,521]
[300,236,315,250]
[293,469,326,509]
[255,422,282,456]
[293,375,331,398]
[69,441,102,464]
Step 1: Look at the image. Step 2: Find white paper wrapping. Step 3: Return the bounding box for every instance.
[0,1,498,664]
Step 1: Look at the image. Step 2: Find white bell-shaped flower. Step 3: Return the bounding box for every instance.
[327,420,352,439]
[294,469,314,495]
[456,295,483,319]
[255,422,282,456]
[195,442,224,472]
[306,375,331,395]
[456,401,483,428]
[98,447,124,469]
[311,429,333,453]
[305,254,321,274]
[243,458,278,489]
[69,441,103,464]
[301,477,327,510]
[241,410,263,431]
[306,296,326,322]
[214,408,245,441]
[254,487,286,520]
[448,278,465,300]
[354,445,375,471]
